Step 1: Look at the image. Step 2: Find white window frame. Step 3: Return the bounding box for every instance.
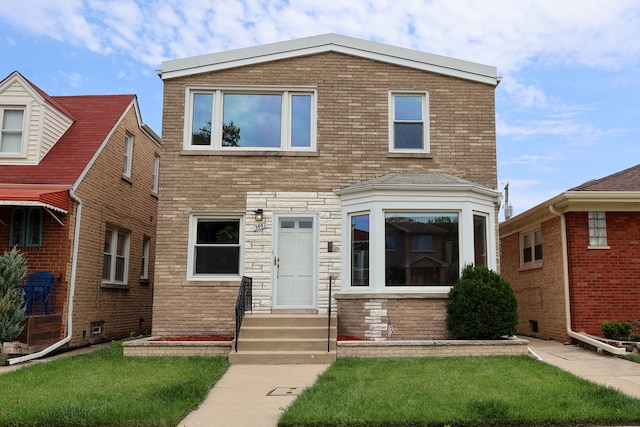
[103,226,131,285]
[341,194,498,294]
[141,236,150,280]
[187,213,245,281]
[388,91,429,153]
[0,106,26,156]
[520,227,542,269]
[123,133,134,178]
[588,211,608,247]
[184,86,317,152]
[151,154,160,195]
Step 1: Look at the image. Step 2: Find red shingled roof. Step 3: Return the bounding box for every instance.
[0,94,135,186]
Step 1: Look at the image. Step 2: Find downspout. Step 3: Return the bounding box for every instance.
[9,189,82,364]
[548,204,626,355]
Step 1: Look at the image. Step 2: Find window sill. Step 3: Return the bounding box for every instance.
[335,292,449,300]
[121,175,133,184]
[518,263,543,272]
[180,149,318,157]
[101,282,130,290]
[387,152,433,159]
[588,245,611,250]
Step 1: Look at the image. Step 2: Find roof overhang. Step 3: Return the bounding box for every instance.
[500,190,640,237]
[0,186,70,214]
[159,33,499,86]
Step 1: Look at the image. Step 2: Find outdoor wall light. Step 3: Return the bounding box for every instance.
[254,209,264,222]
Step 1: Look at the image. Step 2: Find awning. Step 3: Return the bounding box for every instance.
[0,187,69,214]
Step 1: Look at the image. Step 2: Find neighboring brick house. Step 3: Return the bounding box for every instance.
[500,164,640,349]
[0,71,161,358]
[153,34,501,342]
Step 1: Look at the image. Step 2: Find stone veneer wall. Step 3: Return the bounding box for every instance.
[245,191,342,313]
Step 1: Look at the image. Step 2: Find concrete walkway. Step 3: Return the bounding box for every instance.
[527,337,640,399]
[178,364,329,427]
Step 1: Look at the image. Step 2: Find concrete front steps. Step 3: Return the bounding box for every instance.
[229,313,337,365]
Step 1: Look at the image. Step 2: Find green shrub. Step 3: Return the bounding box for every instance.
[446,265,519,339]
[601,320,633,340]
[0,248,28,342]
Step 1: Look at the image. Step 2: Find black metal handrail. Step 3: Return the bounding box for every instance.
[234,276,252,352]
[327,276,333,352]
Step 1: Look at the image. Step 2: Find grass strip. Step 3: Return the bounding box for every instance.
[0,345,228,426]
[279,355,640,427]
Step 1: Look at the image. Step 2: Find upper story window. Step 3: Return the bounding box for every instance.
[389,91,429,153]
[151,154,160,195]
[588,211,607,247]
[521,227,542,268]
[123,133,134,178]
[10,207,42,247]
[0,107,25,155]
[186,87,316,151]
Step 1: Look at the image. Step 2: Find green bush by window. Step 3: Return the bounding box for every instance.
[446,265,519,339]
[601,320,633,340]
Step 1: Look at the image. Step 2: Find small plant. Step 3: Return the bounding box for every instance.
[601,320,633,340]
[446,265,519,339]
[628,333,640,342]
[0,248,28,342]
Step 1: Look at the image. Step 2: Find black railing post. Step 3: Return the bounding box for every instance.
[235,276,252,352]
[327,276,332,352]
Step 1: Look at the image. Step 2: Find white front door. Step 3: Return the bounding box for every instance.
[274,216,316,308]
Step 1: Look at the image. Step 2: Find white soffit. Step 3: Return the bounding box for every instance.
[160,33,498,85]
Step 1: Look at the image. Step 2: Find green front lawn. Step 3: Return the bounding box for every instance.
[0,345,228,426]
[279,355,640,427]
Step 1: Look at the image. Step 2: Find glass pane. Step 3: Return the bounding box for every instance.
[192,93,213,145]
[473,215,487,267]
[291,95,311,147]
[104,229,112,254]
[115,256,125,282]
[299,220,313,229]
[351,214,369,286]
[534,244,543,261]
[116,232,127,256]
[394,123,423,149]
[195,246,240,274]
[280,220,295,229]
[223,94,281,147]
[197,220,239,244]
[395,96,422,120]
[10,208,25,246]
[2,110,24,130]
[102,254,111,280]
[385,212,458,286]
[523,247,532,263]
[27,209,42,246]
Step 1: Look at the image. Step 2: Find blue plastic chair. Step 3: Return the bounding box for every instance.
[22,272,55,315]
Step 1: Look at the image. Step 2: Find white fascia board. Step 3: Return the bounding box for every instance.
[160,34,498,85]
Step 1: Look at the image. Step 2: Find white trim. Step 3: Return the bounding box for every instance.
[183,85,317,152]
[0,200,67,214]
[272,213,318,309]
[186,212,245,282]
[160,34,498,85]
[388,90,430,154]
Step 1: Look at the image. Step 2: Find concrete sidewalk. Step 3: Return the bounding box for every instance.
[178,364,329,427]
[527,337,640,399]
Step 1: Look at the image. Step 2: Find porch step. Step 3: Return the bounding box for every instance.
[230,313,337,365]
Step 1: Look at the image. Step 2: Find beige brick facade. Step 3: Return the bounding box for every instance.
[154,39,499,338]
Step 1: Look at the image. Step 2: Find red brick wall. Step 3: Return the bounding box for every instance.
[566,211,640,336]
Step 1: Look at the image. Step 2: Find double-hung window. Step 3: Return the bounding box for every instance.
[187,87,316,151]
[389,91,429,153]
[0,107,25,155]
[189,214,243,279]
[9,207,42,247]
[151,154,160,195]
[123,133,134,178]
[103,226,130,285]
[521,227,542,268]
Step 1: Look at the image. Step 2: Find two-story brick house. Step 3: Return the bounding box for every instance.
[0,71,161,362]
[153,34,501,355]
[500,164,640,353]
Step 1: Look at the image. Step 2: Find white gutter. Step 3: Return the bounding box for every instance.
[548,204,626,355]
[9,189,82,364]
